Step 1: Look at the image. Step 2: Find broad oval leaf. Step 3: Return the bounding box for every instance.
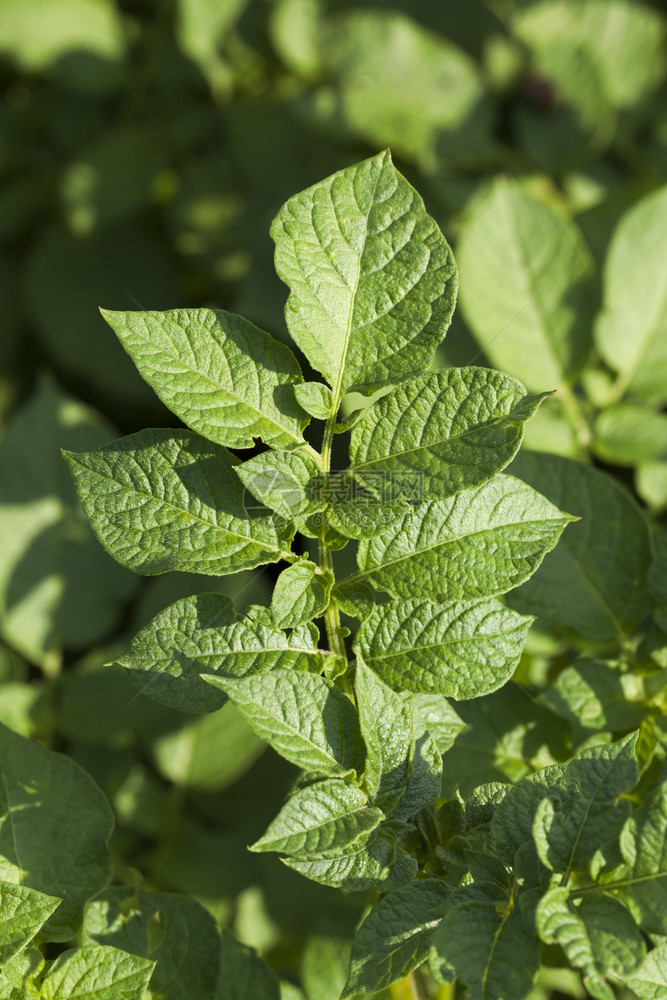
[102,307,308,449]
[64,428,294,577]
[237,449,326,525]
[271,149,457,398]
[343,878,449,997]
[457,177,594,391]
[354,598,533,699]
[251,779,383,858]
[349,368,549,500]
[0,723,113,940]
[350,474,573,602]
[595,184,667,403]
[509,450,652,641]
[269,560,333,628]
[204,668,365,776]
[118,593,322,713]
[41,944,154,1000]
[0,882,60,965]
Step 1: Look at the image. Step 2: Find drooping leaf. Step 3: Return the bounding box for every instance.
[457,177,595,391]
[536,889,645,999]
[0,723,113,940]
[118,593,322,713]
[64,428,294,576]
[0,376,136,669]
[350,475,573,602]
[271,149,457,398]
[102,308,308,449]
[203,668,365,776]
[510,450,652,641]
[354,598,532,699]
[618,782,667,934]
[216,929,280,1000]
[0,882,60,965]
[595,185,667,403]
[343,879,449,996]
[40,945,154,1000]
[269,560,333,627]
[533,734,638,877]
[355,660,442,819]
[429,891,540,1000]
[251,779,383,858]
[82,888,221,1000]
[349,368,548,500]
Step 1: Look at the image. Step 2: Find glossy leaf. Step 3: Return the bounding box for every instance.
[118,593,321,713]
[354,598,532,699]
[102,307,308,449]
[271,149,457,398]
[64,428,294,576]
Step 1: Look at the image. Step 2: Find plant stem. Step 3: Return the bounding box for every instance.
[388,972,421,1000]
[558,381,591,454]
[318,409,348,664]
[436,983,456,1000]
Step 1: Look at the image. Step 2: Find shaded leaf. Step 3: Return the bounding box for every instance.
[41,945,154,1000]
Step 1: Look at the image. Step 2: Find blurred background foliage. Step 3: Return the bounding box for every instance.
[0,0,666,996]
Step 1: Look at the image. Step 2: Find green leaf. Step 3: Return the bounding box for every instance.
[350,475,573,602]
[283,826,417,892]
[41,945,154,1000]
[102,308,308,449]
[593,404,667,467]
[293,382,334,420]
[537,659,647,732]
[271,149,457,399]
[0,946,43,999]
[251,779,383,858]
[0,722,113,940]
[82,888,221,1000]
[354,598,532,699]
[429,892,540,1000]
[343,879,449,996]
[237,449,326,527]
[457,177,594,391]
[118,593,321,713]
[216,929,280,1000]
[510,450,652,641]
[491,765,567,866]
[0,882,60,965]
[0,376,136,669]
[536,889,645,999]
[625,943,667,1000]
[0,0,124,71]
[202,668,364,776]
[618,782,667,934]
[595,185,667,402]
[349,368,549,500]
[355,660,442,819]
[533,734,638,877]
[270,560,333,627]
[64,428,294,576]
[413,695,465,755]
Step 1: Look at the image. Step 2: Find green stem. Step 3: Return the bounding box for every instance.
[388,972,421,1000]
[558,382,591,454]
[436,983,456,1000]
[318,409,348,665]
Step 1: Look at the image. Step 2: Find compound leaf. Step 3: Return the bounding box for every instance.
[343,878,449,996]
[349,368,548,500]
[0,723,113,940]
[354,598,532,699]
[0,882,60,965]
[351,475,573,602]
[271,149,457,399]
[203,668,364,776]
[251,779,383,858]
[102,308,308,449]
[118,593,322,714]
[41,945,154,1000]
[64,428,293,576]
